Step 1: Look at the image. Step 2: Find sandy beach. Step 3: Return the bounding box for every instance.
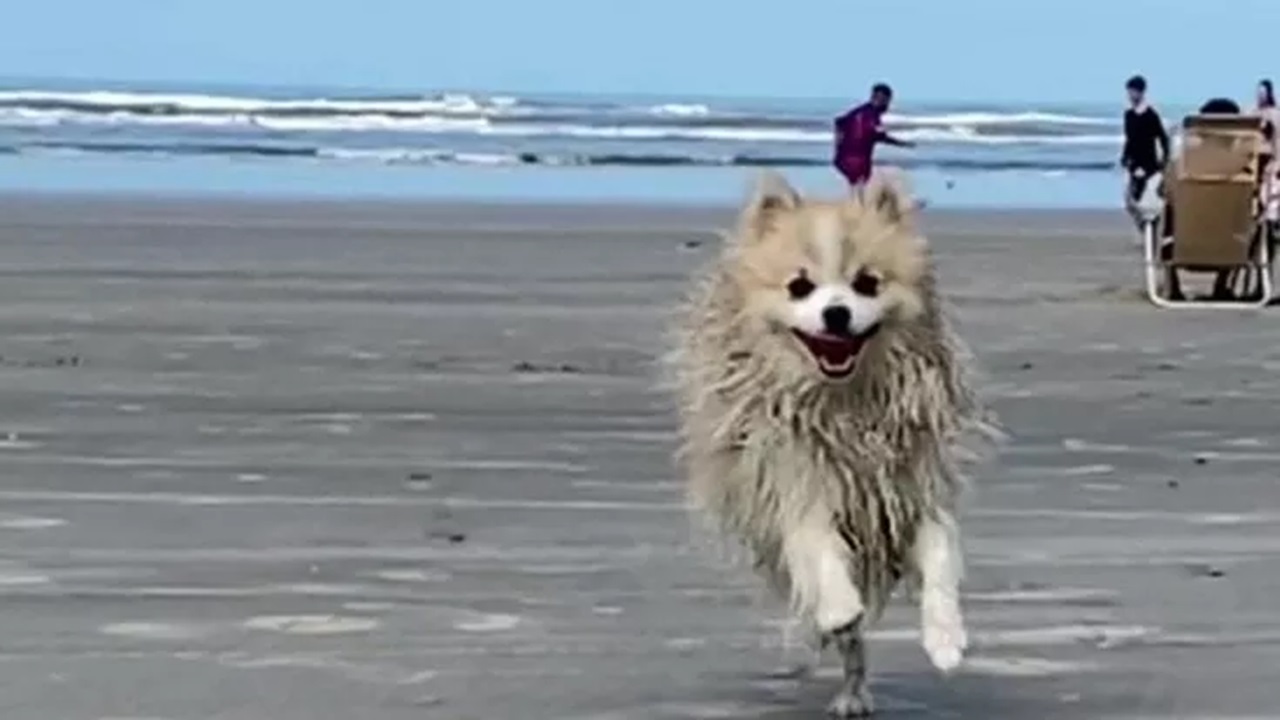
[1,195,1278,719]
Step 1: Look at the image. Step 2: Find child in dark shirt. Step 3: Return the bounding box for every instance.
[1121,75,1171,216]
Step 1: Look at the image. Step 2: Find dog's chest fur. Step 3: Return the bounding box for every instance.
[700,368,944,610]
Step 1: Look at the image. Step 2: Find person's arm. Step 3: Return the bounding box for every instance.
[1119,111,1134,168]
[867,112,913,147]
[878,130,914,148]
[1152,110,1171,166]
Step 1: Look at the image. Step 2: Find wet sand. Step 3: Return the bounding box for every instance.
[1,196,1278,719]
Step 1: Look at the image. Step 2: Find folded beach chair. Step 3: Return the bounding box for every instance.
[1142,114,1276,308]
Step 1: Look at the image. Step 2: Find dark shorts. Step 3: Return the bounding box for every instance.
[835,158,872,187]
[1126,167,1157,203]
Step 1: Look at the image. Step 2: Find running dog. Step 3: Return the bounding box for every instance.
[670,171,999,716]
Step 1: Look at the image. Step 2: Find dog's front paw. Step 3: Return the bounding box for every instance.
[921,600,967,673]
[827,686,874,718]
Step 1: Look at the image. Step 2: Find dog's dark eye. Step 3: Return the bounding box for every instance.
[786,275,816,300]
[851,271,880,297]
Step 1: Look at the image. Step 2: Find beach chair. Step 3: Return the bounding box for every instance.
[1141,114,1276,308]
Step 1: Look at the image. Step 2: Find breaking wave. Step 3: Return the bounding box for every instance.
[0,88,1121,146]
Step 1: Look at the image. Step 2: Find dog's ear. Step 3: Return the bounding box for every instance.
[737,170,800,237]
[860,170,918,225]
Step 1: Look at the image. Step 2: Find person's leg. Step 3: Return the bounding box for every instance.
[1261,154,1280,224]
[1162,196,1176,238]
[1211,271,1235,299]
[1160,202,1185,300]
[1166,265,1185,300]
[1125,170,1150,227]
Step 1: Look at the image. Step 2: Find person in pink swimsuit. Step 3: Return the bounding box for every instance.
[833,83,915,187]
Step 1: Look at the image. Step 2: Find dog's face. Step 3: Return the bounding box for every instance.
[727,172,928,382]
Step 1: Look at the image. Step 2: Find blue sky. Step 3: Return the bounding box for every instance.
[7,0,1280,103]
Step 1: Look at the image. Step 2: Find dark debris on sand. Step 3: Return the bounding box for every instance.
[0,354,83,368]
[511,360,586,374]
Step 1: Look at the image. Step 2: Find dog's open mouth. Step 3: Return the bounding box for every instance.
[791,327,880,378]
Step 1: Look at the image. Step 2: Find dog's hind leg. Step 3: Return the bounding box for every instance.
[826,618,874,717]
[913,511,968,673]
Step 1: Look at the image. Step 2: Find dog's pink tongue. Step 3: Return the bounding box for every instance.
[822,349,853,365]
[816,335,856,358]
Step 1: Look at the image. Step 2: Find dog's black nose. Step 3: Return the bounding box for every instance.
[822,305,852,334]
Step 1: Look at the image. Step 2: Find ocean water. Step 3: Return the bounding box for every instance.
[0,79,1197,208]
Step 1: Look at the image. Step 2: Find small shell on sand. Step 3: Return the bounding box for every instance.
[243,614,380,635]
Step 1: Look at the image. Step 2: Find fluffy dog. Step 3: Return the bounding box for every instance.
[670,171,998,716]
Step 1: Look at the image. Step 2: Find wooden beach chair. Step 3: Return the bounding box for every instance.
[1142,114,1276,308]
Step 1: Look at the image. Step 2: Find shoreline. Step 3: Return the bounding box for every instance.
[0,154,1133,210]
[0,187,1130,220]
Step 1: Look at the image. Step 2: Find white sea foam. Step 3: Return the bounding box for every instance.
[895,128,1120,145]
[0,108,1123,148]
[885,110,1112,127]
[646,103,713,117]
[0,86,1126,177]
[0,88,1120,148]
[0,89,507,116]
[0,89,1110,125]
